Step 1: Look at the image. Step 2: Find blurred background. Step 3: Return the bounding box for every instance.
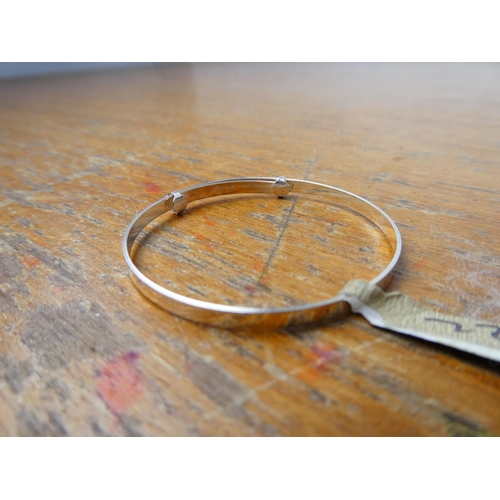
[0,62,156,79]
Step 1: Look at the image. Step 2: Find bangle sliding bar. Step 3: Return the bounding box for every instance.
[122,177,402,329]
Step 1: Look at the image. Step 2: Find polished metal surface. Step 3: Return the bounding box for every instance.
[123,177,403,328]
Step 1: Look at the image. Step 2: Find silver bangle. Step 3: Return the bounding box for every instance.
[122,176,402,329]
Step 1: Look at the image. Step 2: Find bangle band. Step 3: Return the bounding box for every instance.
[122,177,402,329]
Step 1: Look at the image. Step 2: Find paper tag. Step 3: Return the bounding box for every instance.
[339,280,500,363]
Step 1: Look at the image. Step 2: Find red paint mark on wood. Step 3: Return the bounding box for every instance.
[146,172,153,178]
[204,218,215,226]
[96,351,144,414]
[21,256,41,269]
[308,341,345,370]
[306,340,347,371]
[298,341,347,383]
[194,232,205,240]
[253,260,265,272]
[205,244,215,252]
[245,284,257,295]
[144,181,161,193]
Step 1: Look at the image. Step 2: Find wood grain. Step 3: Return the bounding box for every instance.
[1,63,500,436]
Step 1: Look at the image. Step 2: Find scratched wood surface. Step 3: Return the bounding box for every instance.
[1,63,500,436]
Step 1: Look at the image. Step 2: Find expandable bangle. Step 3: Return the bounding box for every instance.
[122,176,402,329]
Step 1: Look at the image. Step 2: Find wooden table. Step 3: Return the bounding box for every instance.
[1,63,499,436]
